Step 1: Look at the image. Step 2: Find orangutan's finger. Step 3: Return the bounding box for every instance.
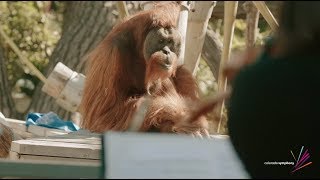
[201,129,211,139]
[193,131,203,139]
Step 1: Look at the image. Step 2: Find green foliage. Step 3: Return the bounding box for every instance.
[196,59,218,98]
[0,1,64,96]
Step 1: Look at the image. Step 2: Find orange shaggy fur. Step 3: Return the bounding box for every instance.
[79,2,209,134]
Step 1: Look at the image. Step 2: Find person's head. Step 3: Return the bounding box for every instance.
[275,1,320,56]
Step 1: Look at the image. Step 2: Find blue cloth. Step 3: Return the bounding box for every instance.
[26,112,80,132]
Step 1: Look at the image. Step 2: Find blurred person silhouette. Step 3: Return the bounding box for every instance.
[224,1,320,179]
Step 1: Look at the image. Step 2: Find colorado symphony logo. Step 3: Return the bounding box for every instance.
[264,146,312,174]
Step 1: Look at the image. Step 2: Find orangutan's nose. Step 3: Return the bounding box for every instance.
[162,46,170,55]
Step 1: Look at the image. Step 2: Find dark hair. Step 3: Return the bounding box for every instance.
[276,1,320,56]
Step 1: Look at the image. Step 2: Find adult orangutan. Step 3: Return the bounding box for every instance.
[80,2,221,137]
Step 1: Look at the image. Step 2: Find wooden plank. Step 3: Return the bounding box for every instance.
[15,153,100,165]
[0,159,100,178]
[68,129,101,137]
[30,136,101,145]
[9,148,99,165]
[5,118,26,132]
[42,62,85,112]
[27,125,68,137]
[1,117,34,139]
[5,118,70,137]
[11,127,35,139]
[11,139,101,159]
[49,130,102,139]
[5,118,70,138]
[55,72,86,112]
[41,62,73,99]
[9,151,20,160]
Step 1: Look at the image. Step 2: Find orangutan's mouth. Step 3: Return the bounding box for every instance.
[160,63,171,69]
[158,57,172,70]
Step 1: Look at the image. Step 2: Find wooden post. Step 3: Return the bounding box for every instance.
[41,62,86,112]
[184,1,216,75]
[116,1,129,20]
[176,1,190,66]
[252,1,278,32]
[243,1,260,48]
[215,1,238,134]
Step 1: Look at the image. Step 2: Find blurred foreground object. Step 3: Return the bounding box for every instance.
[103,132,249,179]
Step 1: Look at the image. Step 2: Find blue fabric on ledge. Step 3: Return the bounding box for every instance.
[26,112,80,132]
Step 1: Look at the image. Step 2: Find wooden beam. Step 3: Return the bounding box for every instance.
[211,1,281,20]
[116,1,129,20]
[11,139,101,159]
[184,1,216,75]
[216,1,238,133]
[41,62,85,112]
[252,1,279,32]
[177,1,190,66]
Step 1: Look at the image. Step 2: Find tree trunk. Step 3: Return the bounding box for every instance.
[201,29,223,79]
[28,1,118,120]
[0,45,19,118]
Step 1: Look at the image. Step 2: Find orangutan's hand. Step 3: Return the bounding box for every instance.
[171,90,231,138]
[172,115,210,139]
